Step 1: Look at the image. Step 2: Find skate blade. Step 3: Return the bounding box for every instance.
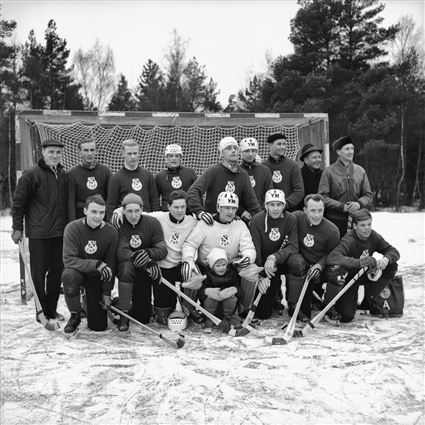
[323,315,340,327]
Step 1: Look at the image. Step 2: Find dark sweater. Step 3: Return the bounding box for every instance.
[297,165,322,210]
[240,160,273,207]
[199,265,241,300]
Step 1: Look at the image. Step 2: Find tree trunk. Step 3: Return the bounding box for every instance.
[396,106,405,211]
[411,139,422,209]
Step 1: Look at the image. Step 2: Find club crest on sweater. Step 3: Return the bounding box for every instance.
[249,175,256,188]
[379,287,391,300]
[132,178,142,191]
[86,176,98,190]
[171,176,182,189]
[225,181,235,192]
[303,233,314,247]
[220,234,230,247]
[170,232,180,245]
[272,170,282,183]
[85,240,97,254]
[130,234,142,248]
[269,228,281,241]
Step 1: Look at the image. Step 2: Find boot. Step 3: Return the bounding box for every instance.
[324,306,341,326]
[154,306,173,325]
[118,314,130,332]
[64,312,81,334]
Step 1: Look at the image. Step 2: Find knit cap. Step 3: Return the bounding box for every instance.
[218,136,238,152]
[122,193,143,207]
[207,248,228,269]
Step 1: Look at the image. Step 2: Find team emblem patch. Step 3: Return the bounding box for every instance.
[269,228,281,242]
[379,287,391,300]
[169,232,179,245]
[272,171,282,183]
[220,234,229,247]
[249,175,256,188]
[303,233,314,247]
[132,178,142,191]
[225,181,235,193]
[130,234,142,248]
[86,176,98,190]
[171,176,182,189]
[84,240,97,254]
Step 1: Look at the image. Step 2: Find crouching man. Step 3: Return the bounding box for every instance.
[325,209,400,323]
[62,195,119,334]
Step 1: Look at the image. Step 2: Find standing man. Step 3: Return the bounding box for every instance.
[325,209,399,323]
[11,138,68,322]
[288,194,340,320]
[116,194,167,331]
[262,133,304,212]
[106,139,159,220]
[67,138,111,222]
[319,136,373,237]
[297,143,323,210]
[62,195,119,334]
[249,189,298,320]
[239,137,272,224]
[187,136,261,225]
[155,144,197,212]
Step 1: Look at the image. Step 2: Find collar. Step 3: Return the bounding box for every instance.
[169,212,184,224]
[337,157,352,168]
[268,154,285,163]
[124,164,139,171]
[302,164,322,175]
[220,160,239,174]
[38,157,63,171]
[81,161,97,170]
[83,218,104,230]
[214,214,232,225]
[241,159,255,169]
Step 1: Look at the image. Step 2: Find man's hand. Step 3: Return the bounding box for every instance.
[101,295,111,309]
[205,287,222,301]
[111,207,124,228]
[345,202,361,214]
[97,262,113,282]
[377,256,389,271]
[132,249,151,269]
[360,256,377,273]
[257,276,270,294]
[264,255,277,278]
[220,287,237,299]
[11,229,22,244]
[307,263,322,281]
[147,262,162,281]
[233,256,250,268]
[197,211,214,226]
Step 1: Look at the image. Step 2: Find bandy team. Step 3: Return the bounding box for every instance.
[10,133,400,335]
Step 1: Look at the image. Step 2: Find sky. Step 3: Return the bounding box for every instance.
[2,0,424,106]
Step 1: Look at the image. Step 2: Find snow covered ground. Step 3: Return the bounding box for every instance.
[1,212,424,425]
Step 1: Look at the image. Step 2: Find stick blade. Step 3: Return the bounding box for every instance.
[266,337,288,345]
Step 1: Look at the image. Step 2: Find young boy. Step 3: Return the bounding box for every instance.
[199,248,241,328]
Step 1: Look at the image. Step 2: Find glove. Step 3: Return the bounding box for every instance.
[377,257,389,271]
[111,207,124,228]
[264,255,277,278]
[147,262,162,281]
[233,256,250,268]
[132,249,151,269]
[257,276,270,294]
[197,211,214,226]
[205,287,222,301]
[11,229,22,244]
[359,256,377,273]
[345,202,361,214]
[181,258,199,281]
[97,262,113,282]
[101,295,111,310]
[220,287,237,299]
[307,263,322,281]
[240,211,251,224]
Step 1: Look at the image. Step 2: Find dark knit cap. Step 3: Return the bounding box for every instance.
[352,208,372,224]
[122,193,143,207]
[42,138,64,148]
[300,143,322,161]
[267,133,287,144]
[332,136,353,152]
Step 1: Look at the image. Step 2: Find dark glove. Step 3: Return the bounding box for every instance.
[233,256,250,268]
[147,262,162,281]
[132,249,151,269]
[197,211,214,226]
[11,229,23,244]
[97,262,113,282]
[360,256,377,273]
[307,263,322,281]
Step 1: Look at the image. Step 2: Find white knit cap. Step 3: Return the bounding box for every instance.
[265,189,286,205]
[218,136,238,152]
[165,144,183,156]
[207,248,228,269]
[240,137,258,151]
[217,191,239,208]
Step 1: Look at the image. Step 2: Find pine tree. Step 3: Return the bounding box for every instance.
[134,59,166,111]
[108,74,135,111]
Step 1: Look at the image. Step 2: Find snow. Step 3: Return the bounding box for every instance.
[1,212,424,425]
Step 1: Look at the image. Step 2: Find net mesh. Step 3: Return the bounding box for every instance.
[34,122,300,174]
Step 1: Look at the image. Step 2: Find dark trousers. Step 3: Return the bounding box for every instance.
[62,268,107,331]
[28,237,63,319]
[153,266,180,309]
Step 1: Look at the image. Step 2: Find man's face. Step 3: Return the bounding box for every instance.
[269,139,286,158]
[123,145,140,168]
[42,146,63,167]
[304,199,324,226]
[221,144,239,163]
[165,153,182,169]
[124,203,142,225]
[212,259,227,276]
[168,198,186,221]
[304,151,322,170]
[337,144,354,162]
[80,142,97,166]
[266,201,285,219]
[84,202,105,228]
[353,218,372,240]
[241,148,258,164]
[218,205,237,222]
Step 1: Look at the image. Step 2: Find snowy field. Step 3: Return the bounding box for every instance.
[1,212,424,425]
